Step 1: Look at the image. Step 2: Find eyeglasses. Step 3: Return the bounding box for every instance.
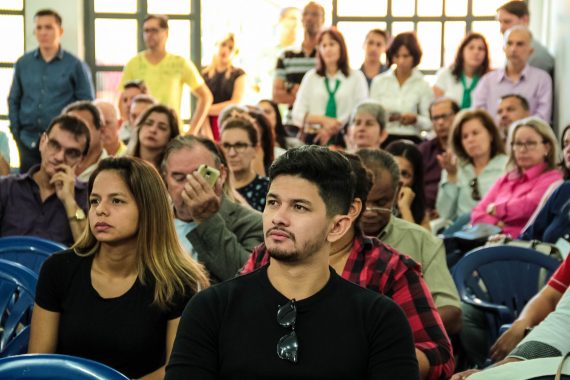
[364,206,393,215]
[511,140,546,152]
[44,134,83,162]
[276,299,298,363]
[470,177,481,201]
[221,142,253,153]
[431,112,454,122]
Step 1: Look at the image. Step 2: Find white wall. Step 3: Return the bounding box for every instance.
[25,0,85,58]
[528,0,568,134]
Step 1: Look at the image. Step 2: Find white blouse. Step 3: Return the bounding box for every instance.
[370,68,433,137]
[291,68,368,127]
[434,67,476,107]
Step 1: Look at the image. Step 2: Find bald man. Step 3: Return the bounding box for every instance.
[472,26,552,123]
[94,100,127,157]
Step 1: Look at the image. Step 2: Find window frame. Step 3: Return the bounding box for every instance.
[0,4,25,122]
[83,0,202,123]
[331,0,505,76]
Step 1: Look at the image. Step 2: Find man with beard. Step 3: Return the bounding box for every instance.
[166,146,419,379]
[240,150,455,379]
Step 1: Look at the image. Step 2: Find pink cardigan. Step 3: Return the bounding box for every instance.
[470,163,562,237]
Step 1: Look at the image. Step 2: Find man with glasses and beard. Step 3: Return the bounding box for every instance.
[166,146,419,379]
[0,115,90,246]
[357,149,462,340]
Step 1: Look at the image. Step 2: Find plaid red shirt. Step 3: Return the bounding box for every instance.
[241,235,454,380]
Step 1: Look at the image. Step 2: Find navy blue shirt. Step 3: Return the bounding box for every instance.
[237,175,269,212]
[8,47,94,149]
[0,165,88,246]
[520,181,570,243]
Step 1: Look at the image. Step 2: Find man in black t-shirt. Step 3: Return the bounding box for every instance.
[166,146,419,380]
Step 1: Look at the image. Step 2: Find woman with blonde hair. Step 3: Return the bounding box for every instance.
[29,156,209,379]
[470,117,562,237]
[202,32,246,141]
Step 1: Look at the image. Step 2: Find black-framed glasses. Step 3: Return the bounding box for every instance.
[221,142,253,153]
[276,299,298,363]
[470,177,481,201]
[44,134,83,162]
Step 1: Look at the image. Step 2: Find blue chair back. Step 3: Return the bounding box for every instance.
[0,259,37,357]
[0,354,130,379]
[452,245,560,343]
[0,236,67,273]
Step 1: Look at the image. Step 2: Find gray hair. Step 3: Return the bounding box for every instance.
[350,100,387,130]
[504,25,533,48]
[355,148,400,193]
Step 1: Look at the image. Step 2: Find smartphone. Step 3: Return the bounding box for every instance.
[197,164,220,187]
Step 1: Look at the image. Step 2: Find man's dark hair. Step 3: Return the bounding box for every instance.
[429,97,460,118]
[144,14,169,29]
[269,146,355,216]
[497,1,529,17]
[45,114,91,156]
[341,152,373,236]
[62,101,103,130]
[34,9,62,26]
[124,80,147,92]
[500,93,530,111]
[386,32,422,68]
[365,28,389,44]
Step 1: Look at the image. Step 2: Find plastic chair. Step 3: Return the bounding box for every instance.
[452,245,560,344]
[0,260,37,357]
[0,236,67,273]
[0,354,130,379]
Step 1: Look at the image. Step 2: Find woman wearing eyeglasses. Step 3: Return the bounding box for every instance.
[436,109,507,234]
[470,117,562,238]
[221,117,269,212]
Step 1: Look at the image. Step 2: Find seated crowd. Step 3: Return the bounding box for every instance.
[2,1,569,379]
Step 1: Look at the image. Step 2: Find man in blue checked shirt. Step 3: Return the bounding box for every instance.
[8,8,94,172]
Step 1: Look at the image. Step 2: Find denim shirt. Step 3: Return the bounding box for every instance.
[8,47,94,148]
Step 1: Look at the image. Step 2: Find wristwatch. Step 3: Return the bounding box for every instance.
[69,208,86,221]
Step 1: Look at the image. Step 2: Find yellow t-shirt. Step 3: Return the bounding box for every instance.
[119,52,204,116]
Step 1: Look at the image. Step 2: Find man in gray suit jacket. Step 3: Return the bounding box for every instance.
[162,135,263,283]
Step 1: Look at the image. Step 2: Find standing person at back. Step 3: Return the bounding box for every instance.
[120,14,213,136]
[8,9,94,173]
[472,26,552,123]
[202,33,246,142]
[272,2,325,123]
[496,0,554,76]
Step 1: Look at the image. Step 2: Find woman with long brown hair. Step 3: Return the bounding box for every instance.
[29,157,209,379]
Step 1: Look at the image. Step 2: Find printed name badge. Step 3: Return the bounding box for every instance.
[555,237,570,260]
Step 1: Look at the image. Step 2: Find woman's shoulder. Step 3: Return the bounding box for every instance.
[43,249,87,268]
[39,249,90,282]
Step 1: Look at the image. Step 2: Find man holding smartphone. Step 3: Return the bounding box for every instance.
[161,135,263,283]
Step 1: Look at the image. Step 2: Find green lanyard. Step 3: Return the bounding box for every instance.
[324,78,341,118]
[460,73,480,109]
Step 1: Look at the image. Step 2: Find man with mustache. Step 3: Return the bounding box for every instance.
[240,150,454,379]
[166,146,419,379]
